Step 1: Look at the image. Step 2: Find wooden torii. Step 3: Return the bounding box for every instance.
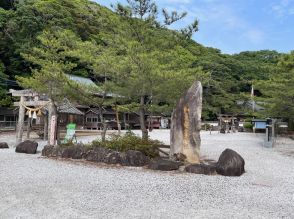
[10,89,56,145]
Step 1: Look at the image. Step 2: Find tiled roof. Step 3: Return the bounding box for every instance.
[58,99,84,115]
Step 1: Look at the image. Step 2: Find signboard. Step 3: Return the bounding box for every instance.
[49,115,57,145]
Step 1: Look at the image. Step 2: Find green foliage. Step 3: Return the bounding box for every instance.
[92,131,161,158]
[244,118,252,123]
[0,0,288,120]
[243,123,253,129]
[256,51,294,122]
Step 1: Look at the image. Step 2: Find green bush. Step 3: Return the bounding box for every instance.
[244,118,252,123]
[91,131,161,158]
[243,122,253,129]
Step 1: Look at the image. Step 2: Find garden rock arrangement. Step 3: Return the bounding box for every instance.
[0,142,9,149]
[42,145,150,167]
[15,140,38,154]
[42,144,245,176]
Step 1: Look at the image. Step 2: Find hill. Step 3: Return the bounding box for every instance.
[0,0,283,119]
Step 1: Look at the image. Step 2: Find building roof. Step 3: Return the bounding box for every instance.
[67,74,97,87]
[252,119,267,122]
[57,99,84,115]
[85,108,116,115]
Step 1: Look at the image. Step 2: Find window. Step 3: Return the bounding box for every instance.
[5,116,16,121]
[0,115,4,121]
[86,117,99,123]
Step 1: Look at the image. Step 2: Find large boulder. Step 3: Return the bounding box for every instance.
[0,142,9,149]
[170,81,202,163]
[15,140,38,154]
[185,163,216,175]
[121,150,150,166]
[216,149,245,176]
[61,145,85,159]
[148,158,182,171]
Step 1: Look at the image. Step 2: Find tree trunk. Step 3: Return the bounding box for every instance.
[123,113,129,130]
[115,106,121,135]
[16,96,25,145]
[99,108,107,142]
[139,96,148,140]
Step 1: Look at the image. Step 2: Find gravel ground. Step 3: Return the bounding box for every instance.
[0,130,294,219]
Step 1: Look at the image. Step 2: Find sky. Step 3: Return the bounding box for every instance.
[94,0,294,54]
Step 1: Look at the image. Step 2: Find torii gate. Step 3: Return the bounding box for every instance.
[10,89,56,146]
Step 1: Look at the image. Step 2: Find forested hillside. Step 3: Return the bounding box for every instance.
[0,0,291,122]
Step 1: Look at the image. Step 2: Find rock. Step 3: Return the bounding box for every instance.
[61,145,85,159]
[171,153,187,162]
[15,140,38,154]
[148,158,182,171]
[185,163,216,175]
[51,146,63,157]
[41,145,55,157]
[216,149,245,176]
[0,142,9,149]
[121,150,150,166]
[104,151,122,164]
[170,81,202,163]
[85,147,113,163]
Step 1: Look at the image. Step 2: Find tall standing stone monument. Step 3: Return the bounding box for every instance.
[170,81,202,163]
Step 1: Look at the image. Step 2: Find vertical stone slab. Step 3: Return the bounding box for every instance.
[16,96,25,145]
[170,81,202,163]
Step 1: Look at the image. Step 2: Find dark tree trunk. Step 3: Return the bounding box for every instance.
[139,96,148,140]
[99,107,107,142]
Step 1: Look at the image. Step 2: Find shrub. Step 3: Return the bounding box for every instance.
[92,131,161,158]
[244,118,252,123]
[243,123,253,129]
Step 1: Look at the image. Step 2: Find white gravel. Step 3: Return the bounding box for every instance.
[0,130,294,219]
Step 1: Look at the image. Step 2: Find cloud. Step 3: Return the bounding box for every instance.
[270,0,294,18]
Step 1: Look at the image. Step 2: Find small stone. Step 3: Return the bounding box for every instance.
[0,142,9,149]
[15,140,38,154]
[216,148,245,176]
[171,153,187,162]
[148,158,182,171]
[185,163,216,175]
